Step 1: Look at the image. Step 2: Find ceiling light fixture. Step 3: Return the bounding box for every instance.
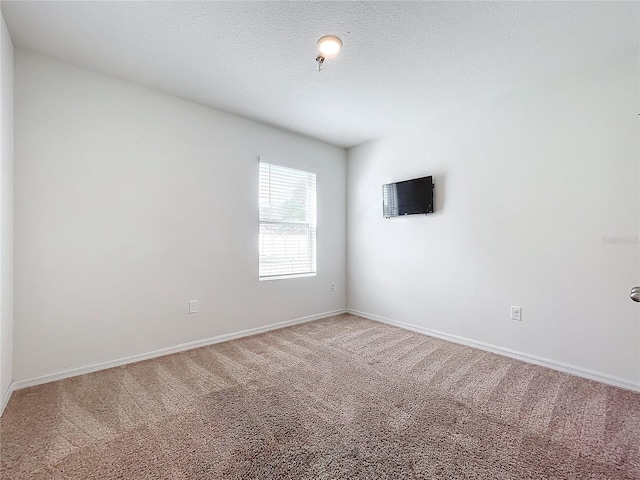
[316,35,342,71]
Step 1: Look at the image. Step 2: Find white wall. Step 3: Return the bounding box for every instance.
[0,12,14,413]
[14,50,346,382]
[347,52,640,385]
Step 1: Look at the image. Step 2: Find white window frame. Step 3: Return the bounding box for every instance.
[258,159,317,281]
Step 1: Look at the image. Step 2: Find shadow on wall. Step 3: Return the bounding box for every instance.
[433,173,445,214]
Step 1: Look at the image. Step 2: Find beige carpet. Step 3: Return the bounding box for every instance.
[1,314,639,479]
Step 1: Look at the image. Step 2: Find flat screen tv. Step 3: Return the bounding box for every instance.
[382,176,434,218]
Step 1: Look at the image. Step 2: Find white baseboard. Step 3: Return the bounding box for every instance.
[347,309,640,393]
[1,382,14,416]
[10,309,347,393]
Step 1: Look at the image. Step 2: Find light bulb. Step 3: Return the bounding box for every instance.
[317,35,342,58]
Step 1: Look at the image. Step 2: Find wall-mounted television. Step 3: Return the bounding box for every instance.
[382,175,434,218]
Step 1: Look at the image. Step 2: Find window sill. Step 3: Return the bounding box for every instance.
[259,272,317,281]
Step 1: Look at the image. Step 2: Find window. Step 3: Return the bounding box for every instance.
[259,161,317,280]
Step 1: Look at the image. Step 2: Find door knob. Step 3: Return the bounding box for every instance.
[631,287,640,302]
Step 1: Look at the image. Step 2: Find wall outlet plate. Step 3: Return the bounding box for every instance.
[511,306,522,321]
[189,300,199,314]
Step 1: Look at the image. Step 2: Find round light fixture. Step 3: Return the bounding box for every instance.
[317,35,342,58]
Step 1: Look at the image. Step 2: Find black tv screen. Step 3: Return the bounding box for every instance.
[382,176,434,218]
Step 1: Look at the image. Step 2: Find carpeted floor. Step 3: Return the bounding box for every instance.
[1,314,639,479]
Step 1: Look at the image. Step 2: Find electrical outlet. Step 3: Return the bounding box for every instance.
[189,300,199,314]
[511,306,522,321]
[330,282,336,293]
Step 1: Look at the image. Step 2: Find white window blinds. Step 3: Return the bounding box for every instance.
[259,161,317,279]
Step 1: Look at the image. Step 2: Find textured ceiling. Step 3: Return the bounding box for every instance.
[2,1,639,148]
